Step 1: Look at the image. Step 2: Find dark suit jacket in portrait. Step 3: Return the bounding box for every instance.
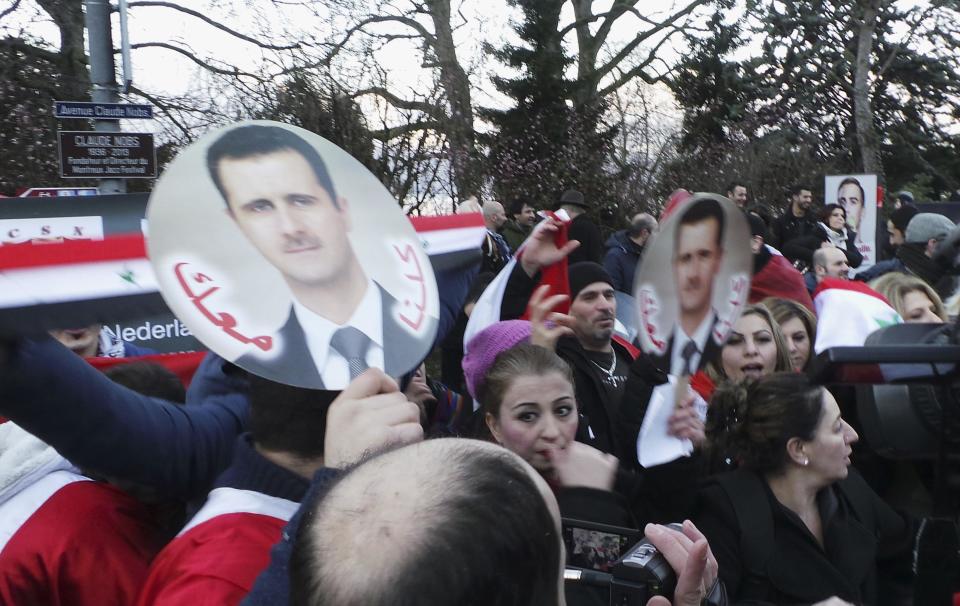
[236,284,436,389]
[649,313,722,376]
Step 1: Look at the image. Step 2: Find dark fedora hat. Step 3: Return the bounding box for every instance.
[559,189,587,208]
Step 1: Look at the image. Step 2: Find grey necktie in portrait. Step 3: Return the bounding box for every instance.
[330,327,372,380]
[681,340,700,376]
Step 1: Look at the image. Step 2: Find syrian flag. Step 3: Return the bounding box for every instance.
[813,277,902,353]
[409,213,485,274]
[0,234,167,335]
[0,214,485,337]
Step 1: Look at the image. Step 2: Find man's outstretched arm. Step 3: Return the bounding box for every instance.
[0,336,248,500]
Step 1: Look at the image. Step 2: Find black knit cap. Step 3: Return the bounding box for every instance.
[889,204,919,233]
[568,262,613,300]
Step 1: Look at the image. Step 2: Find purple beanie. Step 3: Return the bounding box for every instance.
[462,320,532,400]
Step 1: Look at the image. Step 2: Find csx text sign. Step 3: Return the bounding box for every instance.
[58,132,157,179]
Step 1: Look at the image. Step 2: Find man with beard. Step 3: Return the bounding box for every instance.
[769,185,819,266]
[500,245,635,454]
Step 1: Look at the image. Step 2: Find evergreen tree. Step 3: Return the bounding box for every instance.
[482,0,615,211]
[668,6,755,152]
[667,0,960,198]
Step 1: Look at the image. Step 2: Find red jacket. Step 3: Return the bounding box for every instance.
[136,487,298,606]
[749,251,814,311]
[0,472,164,606]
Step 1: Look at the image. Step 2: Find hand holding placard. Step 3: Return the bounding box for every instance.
[323,368,423,469]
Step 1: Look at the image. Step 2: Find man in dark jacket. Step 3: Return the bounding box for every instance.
[500,198,536,252]
[560,189,604,265]
[603,212,657,294]
[769,185,819,265]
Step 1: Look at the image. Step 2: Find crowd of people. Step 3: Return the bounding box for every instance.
[0,180,958,606]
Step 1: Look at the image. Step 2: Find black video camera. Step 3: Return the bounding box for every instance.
[562,519,677,604]
[562,519,726,606]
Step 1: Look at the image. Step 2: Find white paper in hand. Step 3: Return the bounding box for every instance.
[637,377,708,468]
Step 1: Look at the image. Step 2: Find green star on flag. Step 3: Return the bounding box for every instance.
[118,268,138,286]
[875,314,901,329]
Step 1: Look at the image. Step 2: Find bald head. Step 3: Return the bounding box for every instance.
[290,439,563,606]
[812,247,850,282]
[482,201,507,231]
[629,213,657,246]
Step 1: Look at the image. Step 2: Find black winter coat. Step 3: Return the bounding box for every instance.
[695,468,914,605]
[782,223,864,269]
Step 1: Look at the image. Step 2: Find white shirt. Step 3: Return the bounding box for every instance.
[669,312,714,376]
[293,279,385,387]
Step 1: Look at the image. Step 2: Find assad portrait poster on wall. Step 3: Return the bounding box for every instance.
[147,120,440,390]
[824,174,878,271]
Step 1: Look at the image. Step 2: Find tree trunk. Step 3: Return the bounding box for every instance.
[853,0,883,176]
[426,0,481,203]
[38,0,90,98]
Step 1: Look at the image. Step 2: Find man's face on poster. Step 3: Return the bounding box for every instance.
[673,217,723,322]
[838,182,864,232]
[218,149,355,289]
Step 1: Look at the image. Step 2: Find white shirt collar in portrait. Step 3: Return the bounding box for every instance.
[669,311,714,377]
[293,278,385,387]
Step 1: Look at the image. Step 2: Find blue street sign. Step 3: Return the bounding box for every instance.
[54,101,154,120]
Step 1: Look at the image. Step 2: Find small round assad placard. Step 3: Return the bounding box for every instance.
[633,193,752,377]
[147,120,439,390]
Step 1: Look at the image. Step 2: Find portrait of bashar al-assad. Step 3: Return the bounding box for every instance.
[658,198,725,376]
[147,121,438,391]
[837,177,865,237]
[635,194,752,378]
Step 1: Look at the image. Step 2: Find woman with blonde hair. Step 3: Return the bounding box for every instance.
[762,298,818,372]
[703,304,792,384]
[869,272,947,323]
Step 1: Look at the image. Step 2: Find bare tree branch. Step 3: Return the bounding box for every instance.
[350,86,443,117]
[592,0,705,85]
[127,42,262,79]
[126,85,192,139]
[0,0,23,22]
[369,120,440,140]
[0,36,68,64]
[126,1,302,51]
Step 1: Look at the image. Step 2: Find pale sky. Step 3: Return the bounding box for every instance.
[5,0,694,138]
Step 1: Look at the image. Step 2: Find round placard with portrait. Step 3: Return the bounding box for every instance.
[147,121,439,390]
[633,193,752,376]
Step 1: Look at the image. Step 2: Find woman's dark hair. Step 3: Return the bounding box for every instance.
[819,203,846,225]
[478,344,574,419]
[706,372,825,474]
